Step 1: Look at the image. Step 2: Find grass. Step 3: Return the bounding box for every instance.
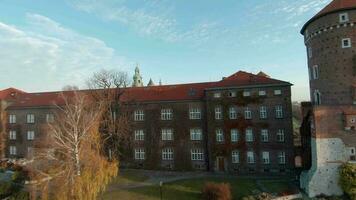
[259,180,291,194]
[110,169,149,185]
[100,176,294,200]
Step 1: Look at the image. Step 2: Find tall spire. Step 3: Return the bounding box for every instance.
[132,64,143,87]
[147,78,155,86]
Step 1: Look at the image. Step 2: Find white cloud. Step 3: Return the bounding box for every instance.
[0,13,130,92]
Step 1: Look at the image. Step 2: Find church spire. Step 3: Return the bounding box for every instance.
[147,78,155,86]
[132,64,143,87]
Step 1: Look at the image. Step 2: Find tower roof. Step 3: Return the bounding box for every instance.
[301,0,356,34]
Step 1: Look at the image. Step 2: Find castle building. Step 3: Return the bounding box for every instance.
[0,69,295,174]
[299,0,356,197]
[132,65,144,87]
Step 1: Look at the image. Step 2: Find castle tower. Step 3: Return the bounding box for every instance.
[132,65,143,87]
[299,0,356,197]
[147,78,155,86]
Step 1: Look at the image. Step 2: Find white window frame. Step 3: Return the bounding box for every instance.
[46,113,54,123]
[228,91,236,97]
[9,131,16,140]
[213,92,221,98]
[134,129,145,141]
[258,90,266,96]
[134,110,144,121]
[27,131,35,140]
[260,106,267,119]
[232,150,239,164]
[339,13,349,23]
[231,129,239,142]
[245,128,253,142]
[191,149,204,161]
[27,114,35,124]
[134,148,145,160]
[190,128,203,141]
[215,106,222,120]
[161,109,173,120]
[189,107,201,120]
[342,38,351,48]
[312,65,319,80]
[247,151,255,164]
[9,115,16,124]
[216,129,224,142]
[244,107,252,119]
[262,151,270,164]
[161,129,173,141]
[162,148,174,161]
[229,106,237,119]
[277,129,285,142]
[261,129,269,142]
[275,105,283,119]
[9,146,17,155]
[274,90,282,95]
[278,151,286,164]
[243,91,251,97]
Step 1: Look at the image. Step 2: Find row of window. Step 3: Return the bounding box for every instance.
[308,38,352,59]
[8,114,54,124]
[134,148,287,164]
[134,105,284,121]
[9,146,33,156]
[134,128,286,143]
[213,89,282,98]
[9,130,35,140]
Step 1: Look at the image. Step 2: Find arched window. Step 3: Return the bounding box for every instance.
[314,90,321,105]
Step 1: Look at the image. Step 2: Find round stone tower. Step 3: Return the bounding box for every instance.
[301,0,356,105]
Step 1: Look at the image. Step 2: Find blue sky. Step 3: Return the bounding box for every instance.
[0,0,332,101]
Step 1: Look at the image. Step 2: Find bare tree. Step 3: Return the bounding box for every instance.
[86,69,131,160]
[29,91,117,200]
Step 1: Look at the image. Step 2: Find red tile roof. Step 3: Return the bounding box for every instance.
[301,0,356,34]
[6,71,291,108]
[0,88,26,100]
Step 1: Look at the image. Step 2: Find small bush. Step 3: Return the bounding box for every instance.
[9,190,30,200]
[339,163,356,200]
[202,182,231,200]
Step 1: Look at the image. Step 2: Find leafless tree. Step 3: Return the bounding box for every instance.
[86,69,131,160]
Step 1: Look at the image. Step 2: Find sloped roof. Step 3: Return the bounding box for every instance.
[0,88,26,100]
[301,0,356,34]
[7,71,291,108]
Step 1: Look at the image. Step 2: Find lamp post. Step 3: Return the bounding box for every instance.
[159,181,163,200]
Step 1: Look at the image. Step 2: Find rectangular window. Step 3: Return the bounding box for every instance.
[243,91,251,97]
[46,113,54,123]
[312,65,319,80]
[134,130,144,141]
[27,147,34,158]
[9,131,16,140]
[9,146,17,155]
[244,107,252,119]
[274,90,282,95]
[9,115,16,124]
[228,91,236,97]
[189,107,201,120]
[190,128,202,141]
[342,38,352,48]
[27,114,35,124]
[261,129,269,142]
[27,131,35,140]
[231,129,239,142]
[262,151,270,164]
[258,90,266,96]
[216,129,224,142]
[191,149,204,161]
[275,106,283,119]
[260,106,267,119]
[339,13,349,23]
[232,150,239,164]
[214,92,221,98]
[245,128,253,142]
[134,148,145,160]
[277,129,285,142]
[308,46,312,58]
[229,106,237,119]
[161,109,173,120]
[215,106,222,120]
[162,148,174,160]
[134,110,144,121]
[161,129,173,141]
[247,151,255,164]
[278,152,286,164]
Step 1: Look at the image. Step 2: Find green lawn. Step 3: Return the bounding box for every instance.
[100,175,294,200]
